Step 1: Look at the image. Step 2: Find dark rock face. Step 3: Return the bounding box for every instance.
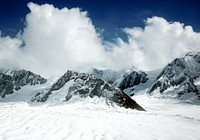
[0,69,47,98]
[12,70,47,90]
[33,70,145,111]
[118,71,148,90]
[149,52,200,99]
[0,74,13,98]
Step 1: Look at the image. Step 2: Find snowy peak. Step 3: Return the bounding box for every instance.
[90,68,149,94]
[184,51,200,58]
[11,69,47,87]
[1,52,200,105]
[149,52,200,102]
[90,68,125,85]
[32,70,145,111]
[0,68,47,98]
[157,52,200,80]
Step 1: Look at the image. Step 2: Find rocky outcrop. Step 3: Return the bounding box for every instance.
[0,74,14,98]
[90,68,149,93]
[11,69,47,90]
[149,52,200,100]
[33,70,145,111]
[0,69,47,98]
[118,71,148,90]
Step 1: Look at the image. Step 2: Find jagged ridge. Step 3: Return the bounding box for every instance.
[0,69,47,98]
[32,70,145,111]
[149,52,200,100]
[90,68,149,93]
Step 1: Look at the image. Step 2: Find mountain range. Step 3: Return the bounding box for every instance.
[0,52,200,110]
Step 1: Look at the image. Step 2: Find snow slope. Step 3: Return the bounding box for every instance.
[0,76,58,103]
[0,95,200,140]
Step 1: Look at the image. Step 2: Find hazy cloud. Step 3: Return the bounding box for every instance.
[0,34,22,68]
[0,3,200,77]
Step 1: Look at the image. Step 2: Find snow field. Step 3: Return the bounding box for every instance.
[0,95,200,140]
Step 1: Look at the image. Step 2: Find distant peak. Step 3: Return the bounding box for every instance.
[184,52,200,57]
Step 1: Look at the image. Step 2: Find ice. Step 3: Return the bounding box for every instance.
[0,95,200,140]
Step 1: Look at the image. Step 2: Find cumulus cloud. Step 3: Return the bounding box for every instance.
[0,3,200,77]
[21,2,111,76]
[111,16,200,70]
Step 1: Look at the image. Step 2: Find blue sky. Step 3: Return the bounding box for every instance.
[0,0,200,77]
[0,0,200,40]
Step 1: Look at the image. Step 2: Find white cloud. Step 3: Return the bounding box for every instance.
[20,2,111,77]
[0,3,200,77]
[111,16,200,70]
[0,35,23,68]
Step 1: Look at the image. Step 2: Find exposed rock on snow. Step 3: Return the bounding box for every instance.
[0,69,47,98]
[0,73,14,98]
[1,52,200,105]
[90,68,149,93]
[33,70,145,111]
[149,52,200,101]
[118,71,148,90]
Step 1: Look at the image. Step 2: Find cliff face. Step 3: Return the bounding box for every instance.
[149,52,200,100]
[0,69,47,98]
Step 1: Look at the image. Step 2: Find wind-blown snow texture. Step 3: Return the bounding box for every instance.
[0,95,200,140]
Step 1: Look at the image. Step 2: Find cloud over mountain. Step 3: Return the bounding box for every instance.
[114,17,200,70]
[0,2,200,77]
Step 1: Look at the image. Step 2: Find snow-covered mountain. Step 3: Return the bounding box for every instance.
[1,53,200,139]
[1,52,200,106]
[89,52,200,104]
[89,68,125,85]
[32,70,145,111]
[0,68,47,98]
[149,52,200,102]
[0,69,145,111]
[90,68,149,95]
